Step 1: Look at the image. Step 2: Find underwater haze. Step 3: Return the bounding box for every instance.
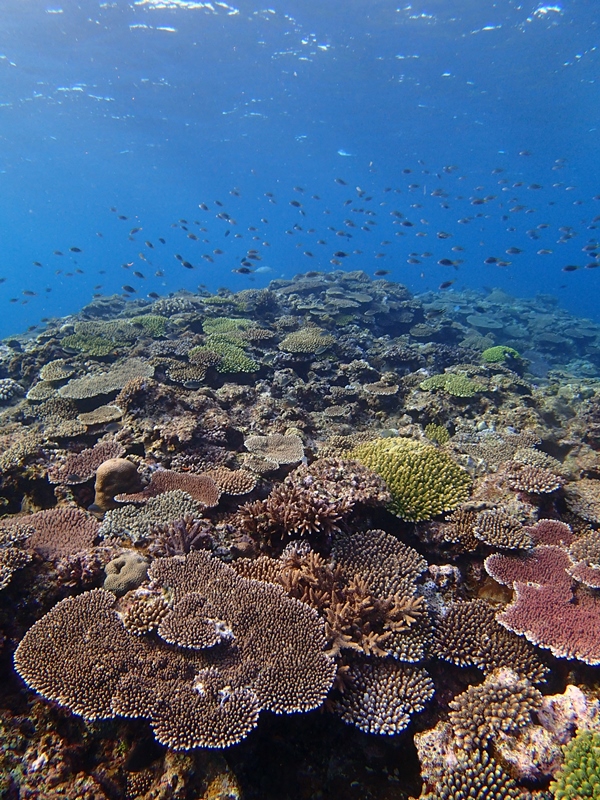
[1,0,599,336]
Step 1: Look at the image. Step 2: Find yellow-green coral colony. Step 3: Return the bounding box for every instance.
[550,730,600,800]
[419,372,485,397]
[352,437,471,521]
[481,345,520,363]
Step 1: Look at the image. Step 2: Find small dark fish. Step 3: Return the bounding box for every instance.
[437,232,452,239]
[148,292,160,299]
[145,241,154,248]
[537,249,553,255]
[133,271,145,279]
[439,280,455,290]
[130,227,142,235]
[401,221,414,227]
[110,206,117,212]
[519,150,532,156]
[118,215,128,220]
[202,254,214,262]
[438,258,456,266]
[175,254,183,261]
[303,251,314,257]
[233,267,253,274]
[53,250,64,256]
[199,203,209,211]
[122,285,136,293]
[182,261,194,269]
[23,290,36,296]
[562,265,580,272]
[334,251,348,258]
[69,246,82,253]
[585,262,600,269]
[293,186,304,192]
[374,270,390,276]
[213,249,224,255]
[407,258,421,264]
[32,261,43,267]
[484,257,498,264]
[506,247,523,255]
[155,270,164,277]
[290,200,302,208]
[335,178,347,185]
[158,237,166,244]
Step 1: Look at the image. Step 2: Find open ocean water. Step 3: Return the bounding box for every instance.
[0,0,599,334]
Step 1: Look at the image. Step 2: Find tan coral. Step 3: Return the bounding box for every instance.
[92,458,147,513]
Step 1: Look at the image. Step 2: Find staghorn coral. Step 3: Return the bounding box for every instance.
[435,599,548,684]
[115,469,221,507]
[205,334,258,373]
[244,433,304,465]
[147,514,215,558]
[47,440,126,485]
[334,654,434,735]
[550,730,600,800]
[352,437,471,521]
[447,667,542,750]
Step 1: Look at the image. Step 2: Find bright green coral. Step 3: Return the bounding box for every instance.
[129,314,168,337]
[205,334,258,373]
[424,423,450,445]
[352,437,471,521]
[420,372,485,398]
[550,730,600,799]
[61,333,118,357]
[482,345,520,364]
[203,317,254,335]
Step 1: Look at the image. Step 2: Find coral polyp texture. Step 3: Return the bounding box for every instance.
[550,730,600,799]
[352,436,471,521]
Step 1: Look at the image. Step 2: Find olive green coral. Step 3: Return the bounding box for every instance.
[424,423,450,445]
[420,372,485,397]
[550,730,600,799]
[352,437,471,521]
[129,314,169,337]
[205,334,258,373]
[482,345,520,363]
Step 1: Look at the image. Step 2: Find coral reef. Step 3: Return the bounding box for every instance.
[3,270,600,797]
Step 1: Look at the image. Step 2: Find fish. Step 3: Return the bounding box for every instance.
[506,247,523,254]
[133,271,145,279]
[374,270,391,276]
[69,247,82,253]
[233,267,253,274]
[562,265,580,272]
[122,285,136,293]
[148,292,160,299]
[32,261,43,267]
[181,261,194,269]
[145,241,154,248]
[439,280,455,289]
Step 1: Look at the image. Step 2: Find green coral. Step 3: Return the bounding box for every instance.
[61,333,117,357]
[129,314,168,337]
[420,372,485,398]
[550,730,600,799]
[424,423,450,445]
[202,317,254,335]
[352,436,471,521]
[205,334,258,373]
[482,345,520,364]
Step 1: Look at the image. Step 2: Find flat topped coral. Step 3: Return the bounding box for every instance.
[352,437,471,521]
[13,550,336,750]
[278,328,335,354]
[481,345,520,363]
[420,372,485,397]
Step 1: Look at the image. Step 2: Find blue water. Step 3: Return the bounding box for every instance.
[1,0,599,337]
